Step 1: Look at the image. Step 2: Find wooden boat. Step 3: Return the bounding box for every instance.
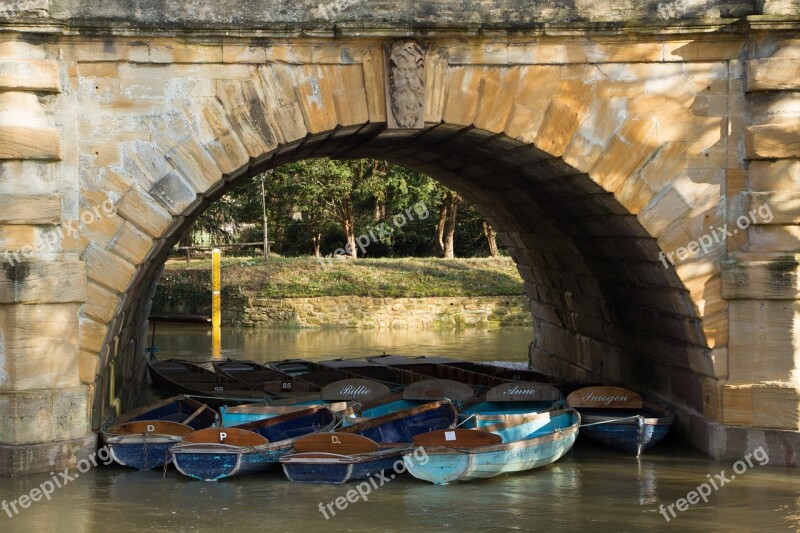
[219,404,310,427]
[329,355,587,396]
[101,395,218,470]
[404,408,581,485]
[212,359,319,397]
[147,359,273,406]
[566,386,674,456]
[281,400,458,484]
[459,381,564,429]
[357,379,474,420]
[170,406,336,481]
[270,358,406,391]
[319,358,419,388]
[367,354,514,394]
[406,355,555,383]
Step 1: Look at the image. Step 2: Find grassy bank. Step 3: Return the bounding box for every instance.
[153,256,525,314]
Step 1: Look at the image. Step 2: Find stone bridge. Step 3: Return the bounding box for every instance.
[0,1,799,474]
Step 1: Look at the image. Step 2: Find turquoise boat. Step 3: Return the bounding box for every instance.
[220,404,311,427]
[355,379,474,420]
[459,381,564,430]
[221,378,390,427]
[404,408,580,485]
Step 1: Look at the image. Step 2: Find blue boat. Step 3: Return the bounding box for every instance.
[566,386,674,456]
[281,400,458,484]
[219,377,392,427]
[102,395,218,471]
[219,404,312,427]
[355,379,474,420]
[404,408,581,485]
[459,381,564,430]
[170,406,336,481]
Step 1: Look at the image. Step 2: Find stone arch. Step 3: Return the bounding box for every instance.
[73,49,726,440]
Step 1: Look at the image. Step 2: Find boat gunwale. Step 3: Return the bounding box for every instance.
[413,409,581,455]
[280,447,410,464]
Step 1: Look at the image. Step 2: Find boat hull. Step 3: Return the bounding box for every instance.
[405,409,580,485]
[281,401,458,484]
[578,414,672,456]
[282,449,402,484]
[171,444,285,481]
[105,436,183,471]
[171,406,337,481]
[101,396,218,470]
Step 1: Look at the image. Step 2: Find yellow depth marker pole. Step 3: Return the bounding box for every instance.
[212,248,222,359]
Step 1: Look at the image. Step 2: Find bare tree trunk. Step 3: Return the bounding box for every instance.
[343,199,357,259]
[374,201,386,222]
[442,193,460,259]
[344,220,357,259]
[483,221,498,258]
[435,195,449,257]
[311,233,322,257]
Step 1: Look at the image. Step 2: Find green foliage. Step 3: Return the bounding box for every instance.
[187,158,502,259]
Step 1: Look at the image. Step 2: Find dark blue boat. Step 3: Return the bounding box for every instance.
[281,400,458,484]
[102,395,218,470]
[566,386,674,456]
[170,406,336,481]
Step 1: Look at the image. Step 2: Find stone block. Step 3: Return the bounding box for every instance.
[753,384,800,430]
[728,300,799,382]
[473,67,521,133]
[745,123,800,159]
[744,191,800,224]
[79,317,108,354]
[0,59,60,92]
[81,242,137,293]
[0,260,87,304]
[747,58,800,91]
[0,125,61,160]
[505,66,561,143]
[115,186,174,239]
[0,303,80,390]
[748,159,800,192]
[746,225,800,253]
[534,80,593,157]
[83,281,119,324]
[442,66,484,127]
[110,222,152,266]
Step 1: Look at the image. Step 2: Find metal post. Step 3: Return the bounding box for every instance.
[212,248,222,358]
[260,178,270,260]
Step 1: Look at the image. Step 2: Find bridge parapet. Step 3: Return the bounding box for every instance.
[0,0,799,32]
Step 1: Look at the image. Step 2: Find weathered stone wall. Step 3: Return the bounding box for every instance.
[239,296,533,329]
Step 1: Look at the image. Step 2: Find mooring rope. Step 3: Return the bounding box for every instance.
[579,415,643,428]
[456,414,477,428]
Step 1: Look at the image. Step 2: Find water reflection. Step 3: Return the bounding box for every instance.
[150,325,535,364]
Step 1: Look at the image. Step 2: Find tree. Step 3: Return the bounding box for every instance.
[188,158,505,260]
[483,221,499,258]
[435,188,461,259]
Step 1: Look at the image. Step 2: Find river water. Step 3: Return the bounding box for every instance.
[1,326,798,532]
